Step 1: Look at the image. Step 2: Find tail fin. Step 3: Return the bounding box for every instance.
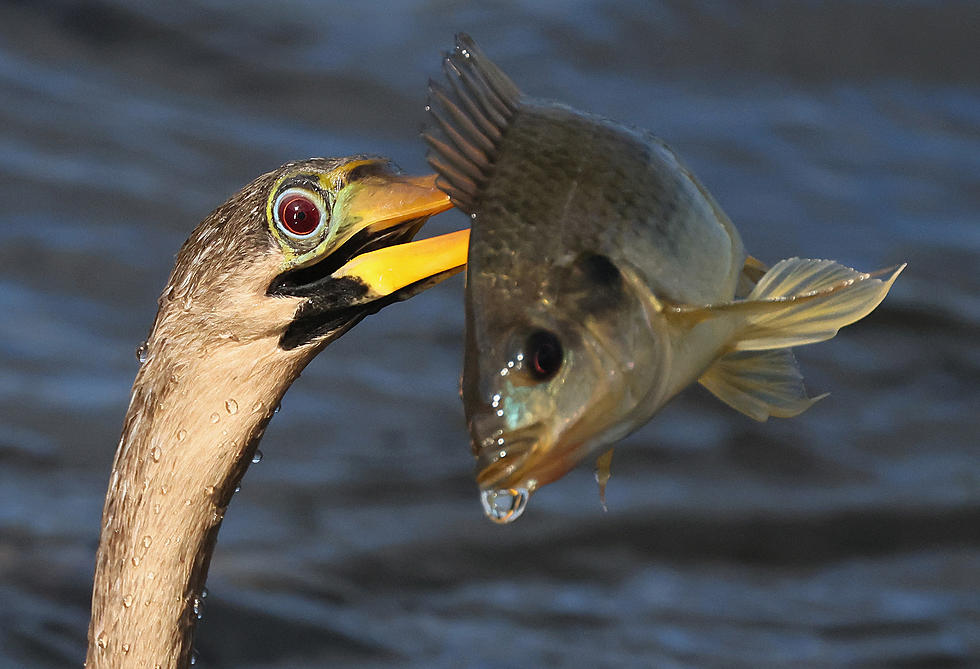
[733,258,905,351]
[423,34,522,213]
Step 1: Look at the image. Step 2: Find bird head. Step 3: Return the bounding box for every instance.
[154,156,463,354]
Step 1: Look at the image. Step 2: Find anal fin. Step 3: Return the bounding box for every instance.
[699,349,827,422]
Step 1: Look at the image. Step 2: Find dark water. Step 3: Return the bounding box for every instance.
[1,2,978,667]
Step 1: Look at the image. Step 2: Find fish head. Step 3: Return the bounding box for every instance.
[464,250,672,494]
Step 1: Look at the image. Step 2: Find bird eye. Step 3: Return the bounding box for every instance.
[525,330,563,381]
[274,188,325,238]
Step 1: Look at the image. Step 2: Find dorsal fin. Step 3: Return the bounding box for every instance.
[424,34,522,214]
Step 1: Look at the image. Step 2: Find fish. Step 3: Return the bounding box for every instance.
[423,34,904,523]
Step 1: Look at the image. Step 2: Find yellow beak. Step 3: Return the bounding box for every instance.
[330,173,469,301]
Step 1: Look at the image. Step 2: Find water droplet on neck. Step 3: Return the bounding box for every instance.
[480,488,530,524]
[177,429,187,442]
[251,450,263,464]
[135,341,148,364]
[209,412,220,424]
[192,595,205,620]
[150,446,162,462]
[96,630,108,648]
[225,399,238,415]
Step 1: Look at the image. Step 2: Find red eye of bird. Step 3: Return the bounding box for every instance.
[276,194,321,237]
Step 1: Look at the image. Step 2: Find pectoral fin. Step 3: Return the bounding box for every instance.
[594,448,614,511]
[699,349,827,421]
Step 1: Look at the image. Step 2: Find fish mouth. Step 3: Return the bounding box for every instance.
[475,428,594,493]
[474,429,541,491]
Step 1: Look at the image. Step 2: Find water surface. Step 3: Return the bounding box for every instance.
[0,2,978,667]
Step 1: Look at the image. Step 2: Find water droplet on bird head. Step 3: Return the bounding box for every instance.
[177,429,187,442]
[480,487,530,524]
[209,413,220,424]
[251,450,263,464]
[225,399,238,415]
[150,446,162,462]
[135,341,148,364]
[96,630,108,649]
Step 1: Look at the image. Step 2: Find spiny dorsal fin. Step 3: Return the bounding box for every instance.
[424,34,522,214]
[699,349,827,422]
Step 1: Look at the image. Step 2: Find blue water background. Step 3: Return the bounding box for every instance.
[0,2,978,667]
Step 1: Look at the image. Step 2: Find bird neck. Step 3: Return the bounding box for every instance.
[86,332,312,668]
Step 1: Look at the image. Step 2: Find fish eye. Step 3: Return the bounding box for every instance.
[273,188,325,238]
[525,330,563,381]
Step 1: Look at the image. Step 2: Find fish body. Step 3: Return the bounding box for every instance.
[425,35,903,519]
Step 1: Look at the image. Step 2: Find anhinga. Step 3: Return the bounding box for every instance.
[85,156,468,668]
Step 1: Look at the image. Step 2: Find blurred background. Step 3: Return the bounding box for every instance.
[1,1,978,667]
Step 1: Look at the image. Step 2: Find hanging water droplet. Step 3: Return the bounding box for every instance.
[200,587,208,599]
[192,595,205,620]
[135,341,148,364]
[273,403,282,415]
[209,413,220,424]
[234,484,241,494]
[150,446,162,462]
[480,488,530,524]
[225,399,238,415]
[251,450,263,464]
[190,649,199,665]
[177,429,187,442]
